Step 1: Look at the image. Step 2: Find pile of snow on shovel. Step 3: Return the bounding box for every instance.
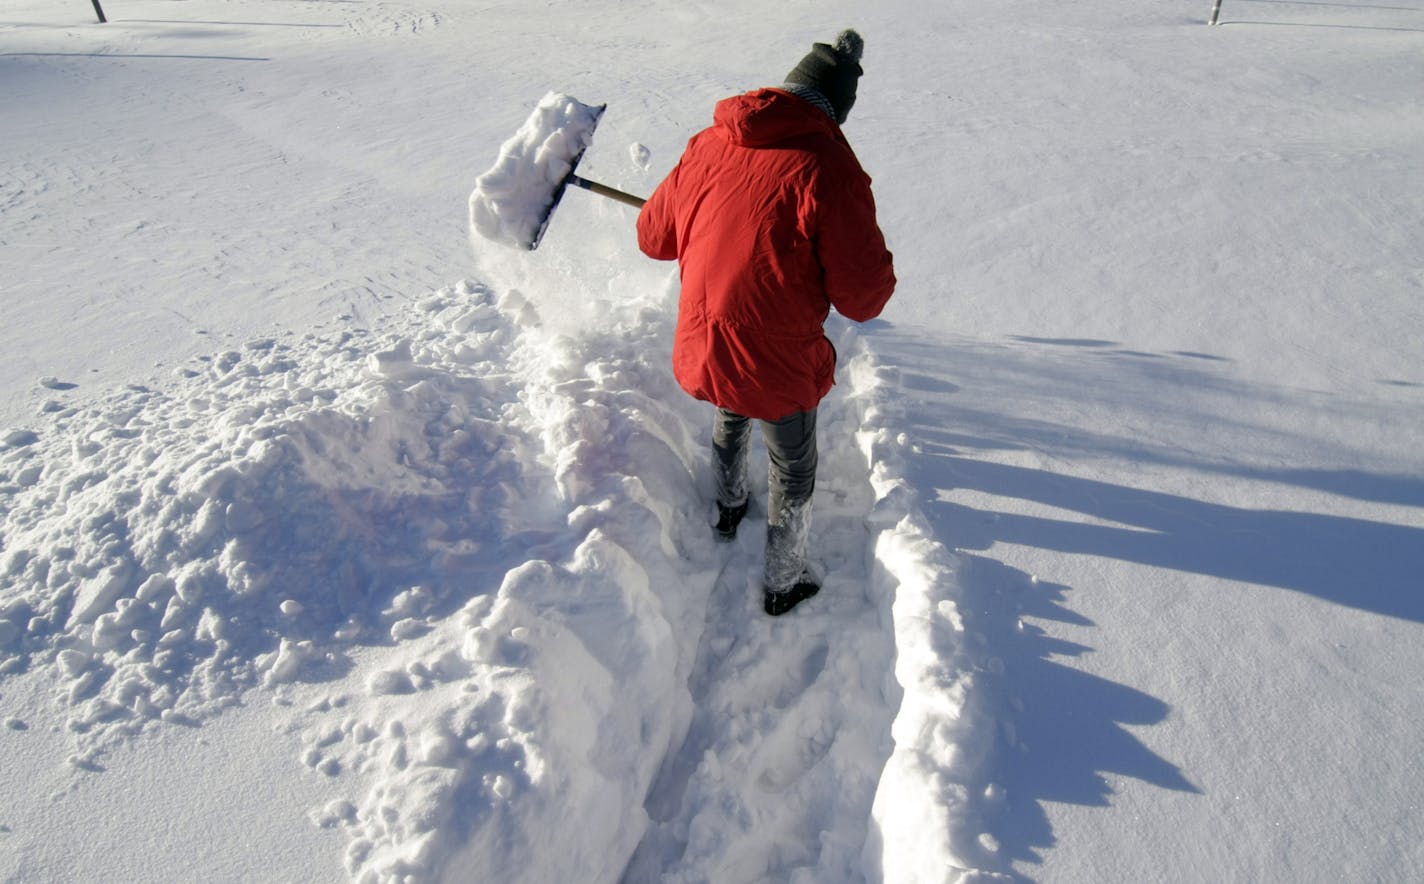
[469,91,605,250]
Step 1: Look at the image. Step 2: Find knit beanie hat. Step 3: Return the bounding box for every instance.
[783,29,864,124]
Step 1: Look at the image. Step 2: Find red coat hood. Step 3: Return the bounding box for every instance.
[712,88,841,148]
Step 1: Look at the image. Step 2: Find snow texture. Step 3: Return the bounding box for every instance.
[3,1,1423,883]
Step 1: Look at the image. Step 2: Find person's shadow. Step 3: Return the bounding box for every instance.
[953,553,1199,874]
[937,456,1424,623]
[866,322,1423,878]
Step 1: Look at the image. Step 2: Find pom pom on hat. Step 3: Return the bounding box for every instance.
[784,29,865,124]
[834,29,864,64]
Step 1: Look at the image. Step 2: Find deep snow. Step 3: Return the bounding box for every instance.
[3,1,1423,882]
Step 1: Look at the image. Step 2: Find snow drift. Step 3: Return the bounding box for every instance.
[0,264,998,880]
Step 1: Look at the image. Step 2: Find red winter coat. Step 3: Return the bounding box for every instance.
[637,88,896,420]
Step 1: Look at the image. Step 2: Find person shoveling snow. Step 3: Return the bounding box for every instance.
[637,28,897,616]
[469,29,895,616]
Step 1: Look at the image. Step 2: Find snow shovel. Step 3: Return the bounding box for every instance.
[469,92,647,251]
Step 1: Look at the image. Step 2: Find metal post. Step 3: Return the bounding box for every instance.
[92,0,107,23]
[1209,0,1224,25]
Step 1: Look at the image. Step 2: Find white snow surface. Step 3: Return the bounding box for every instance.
[2,1,1423,882]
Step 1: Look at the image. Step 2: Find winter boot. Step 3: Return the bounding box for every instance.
[763,571,821,616]
[715,499,749,542]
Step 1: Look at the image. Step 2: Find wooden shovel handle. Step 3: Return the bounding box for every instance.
[568,175,647,209]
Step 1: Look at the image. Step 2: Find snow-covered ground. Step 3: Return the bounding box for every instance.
[2,1,1422,881]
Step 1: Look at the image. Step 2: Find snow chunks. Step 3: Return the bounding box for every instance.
[0,280,544,756]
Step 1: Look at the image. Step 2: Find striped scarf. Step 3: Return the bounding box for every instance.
[779,83,837,121]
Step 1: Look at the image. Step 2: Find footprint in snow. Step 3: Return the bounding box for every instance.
[2,429,39,448]
[753,658,838,793]
[770,639,830,710]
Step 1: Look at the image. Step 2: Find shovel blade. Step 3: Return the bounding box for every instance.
[469,92,606,251]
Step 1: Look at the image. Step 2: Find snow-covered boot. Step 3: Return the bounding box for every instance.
[763,497,815,612]
[763,570,821,616]
[715,499,748,542]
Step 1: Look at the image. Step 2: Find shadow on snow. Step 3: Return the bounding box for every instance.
[871,321,1422,877]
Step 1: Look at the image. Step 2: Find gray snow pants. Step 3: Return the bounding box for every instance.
[711,406,817,591]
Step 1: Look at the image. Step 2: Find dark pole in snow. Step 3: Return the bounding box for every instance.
[92,0,107,23]
[1209,0,1223,25]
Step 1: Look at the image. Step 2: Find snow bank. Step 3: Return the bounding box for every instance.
[844,346,1004,883]
[3,285,548,758]
[0,268,1003,881]
[0,257,1009,881]
[0,277,716,881]
[469,92,606,251]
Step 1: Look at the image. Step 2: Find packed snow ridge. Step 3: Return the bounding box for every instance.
[1,269,1001,880]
